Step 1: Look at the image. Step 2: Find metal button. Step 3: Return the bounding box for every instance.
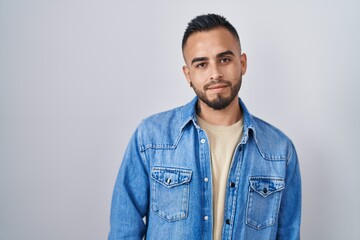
[226,219,231,225]
[200,139,206,143]
[263,188,268,194]
[204,216,209,221]
[229,182,235,188]
[166,178,172,184]
[204,177,209,182]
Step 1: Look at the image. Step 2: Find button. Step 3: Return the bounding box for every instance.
[200,139,206,143]
[204,177,209,182]
[204,216,209,221]
[152,205,159,212]
[229,182,235,188]
[263,188,268,194]
[226,219,231,225]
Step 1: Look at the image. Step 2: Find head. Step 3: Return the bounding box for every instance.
[182,14,241,52]
[182,14,247,110]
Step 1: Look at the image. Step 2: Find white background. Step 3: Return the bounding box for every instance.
[1,0,359,239]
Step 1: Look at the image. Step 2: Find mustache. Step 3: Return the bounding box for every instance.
[204,80,232,90]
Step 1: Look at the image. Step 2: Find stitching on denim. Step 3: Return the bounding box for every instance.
[245,177,284,230]
[286,141,296,166]
[150,180,190,222]
[252,137,289,161]
[225,144,243,239]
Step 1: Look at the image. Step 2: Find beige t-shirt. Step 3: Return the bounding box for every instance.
[197,116,243,240]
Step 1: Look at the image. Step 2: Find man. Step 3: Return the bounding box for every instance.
[109,14,301,240]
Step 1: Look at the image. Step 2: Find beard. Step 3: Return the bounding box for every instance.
[191,77,242,110]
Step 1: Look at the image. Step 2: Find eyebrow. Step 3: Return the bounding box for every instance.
[217,50,235,58]
[191,57,208,65]
[191,50,235,65]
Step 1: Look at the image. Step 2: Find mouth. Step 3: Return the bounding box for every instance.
[207,84,228,89]
[206,84,229,93]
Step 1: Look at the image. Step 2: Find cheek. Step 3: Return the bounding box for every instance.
[190,70,207,83]
[227,65,242,79]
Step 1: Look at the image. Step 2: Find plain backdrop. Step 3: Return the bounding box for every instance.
[1,0,360,239]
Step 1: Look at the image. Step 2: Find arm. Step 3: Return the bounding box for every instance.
[276,143,302,240]
[109,128,149,240]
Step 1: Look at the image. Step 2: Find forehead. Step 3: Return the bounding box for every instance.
[183,27,240,61]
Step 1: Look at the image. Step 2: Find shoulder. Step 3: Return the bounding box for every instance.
[140,105,185,131]
[251,116,295,161]
[135,104,189,151]
[252,116,290,141]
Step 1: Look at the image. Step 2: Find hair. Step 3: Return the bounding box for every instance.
[182,13,241,51]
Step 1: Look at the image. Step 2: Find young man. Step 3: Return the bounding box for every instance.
[109,14,301,240]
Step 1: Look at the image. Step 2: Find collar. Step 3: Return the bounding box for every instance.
[179,97,256,144]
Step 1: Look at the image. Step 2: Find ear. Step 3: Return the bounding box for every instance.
[240,53,247,76]
[182,65,191,84]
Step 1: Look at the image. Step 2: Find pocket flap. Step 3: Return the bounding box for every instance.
[249,177,285,197]
[151,167,192,188]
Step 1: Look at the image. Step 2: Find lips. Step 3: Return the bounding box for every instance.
[204,80,231,91]
[207,84,228,90]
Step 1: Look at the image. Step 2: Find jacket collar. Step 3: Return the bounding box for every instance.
[179,97,256,144]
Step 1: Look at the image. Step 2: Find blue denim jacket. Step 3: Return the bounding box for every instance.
[109,97,301,240]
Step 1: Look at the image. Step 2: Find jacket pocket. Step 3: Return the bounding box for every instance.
[150,167,192,222]
[246,176,285,230]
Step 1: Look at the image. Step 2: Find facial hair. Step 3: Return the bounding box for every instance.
[191,76,242,110]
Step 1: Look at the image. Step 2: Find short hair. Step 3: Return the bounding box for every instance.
[182,13,241,51]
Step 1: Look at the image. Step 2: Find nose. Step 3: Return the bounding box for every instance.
[209,63,223,80]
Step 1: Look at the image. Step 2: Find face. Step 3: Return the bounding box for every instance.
[182,27,247,110]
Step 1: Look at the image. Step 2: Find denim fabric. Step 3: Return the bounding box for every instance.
[109,97,301,240]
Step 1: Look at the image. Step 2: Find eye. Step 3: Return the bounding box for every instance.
[220,57,231,63]
[196,62,207,68]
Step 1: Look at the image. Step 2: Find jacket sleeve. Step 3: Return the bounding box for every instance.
[109,127,149,240]
[276,143,302,240]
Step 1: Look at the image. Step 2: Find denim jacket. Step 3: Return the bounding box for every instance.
[109,97,301,240]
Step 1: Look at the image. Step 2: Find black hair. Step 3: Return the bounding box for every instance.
[182,13,241,50]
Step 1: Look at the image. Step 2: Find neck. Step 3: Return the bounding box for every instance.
[197,97,242,126]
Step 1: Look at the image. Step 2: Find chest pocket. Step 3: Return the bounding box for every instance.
[246,177,285,230]
[151,167,192,222]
